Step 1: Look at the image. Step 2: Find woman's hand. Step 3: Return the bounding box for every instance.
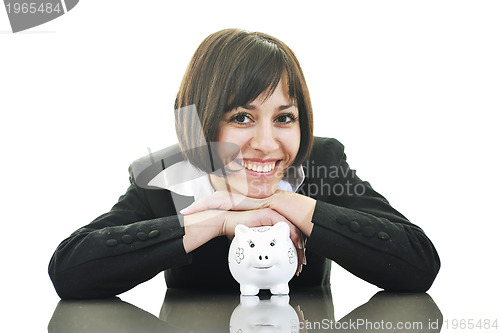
[180,191,269,215]
[181,191,309,275]
[182,207,301,250]
[180,190,316,237]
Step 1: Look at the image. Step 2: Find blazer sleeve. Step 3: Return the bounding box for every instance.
[48,176,191,299]
[304,137,440,292]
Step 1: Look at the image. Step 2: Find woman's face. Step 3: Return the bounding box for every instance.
[214,79,301,198]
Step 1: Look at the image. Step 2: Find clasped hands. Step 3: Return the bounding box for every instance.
[180,190,315,276]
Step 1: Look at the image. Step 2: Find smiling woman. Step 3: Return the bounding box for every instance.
[212,78,301,199]
[48,28,440,299]
[174,29,313,174]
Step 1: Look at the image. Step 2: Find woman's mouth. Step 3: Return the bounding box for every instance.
[235,159,282,175]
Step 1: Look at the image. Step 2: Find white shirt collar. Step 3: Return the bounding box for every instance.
[148,160,305,201]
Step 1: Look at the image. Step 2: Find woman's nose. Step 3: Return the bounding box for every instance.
[250,123,279,154]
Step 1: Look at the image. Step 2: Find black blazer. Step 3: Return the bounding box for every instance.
[49,137,440,299]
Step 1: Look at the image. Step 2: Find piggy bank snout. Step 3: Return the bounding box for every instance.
[251,251,276,267]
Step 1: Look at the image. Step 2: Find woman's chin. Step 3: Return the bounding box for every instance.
[245,184,279,199]
[246,192,273,199]
[217,174,280,198]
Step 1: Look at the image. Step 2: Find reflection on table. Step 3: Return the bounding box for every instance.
[48,286,442,332]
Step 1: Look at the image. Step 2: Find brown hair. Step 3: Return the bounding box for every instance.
[175,28,313,172]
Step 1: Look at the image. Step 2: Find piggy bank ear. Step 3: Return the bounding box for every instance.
[272,222,290,237]
[235,224,251,237]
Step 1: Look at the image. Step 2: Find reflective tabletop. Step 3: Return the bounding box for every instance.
[48,287,442,332]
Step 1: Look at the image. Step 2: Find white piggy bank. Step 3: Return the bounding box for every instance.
[228,222,297,295]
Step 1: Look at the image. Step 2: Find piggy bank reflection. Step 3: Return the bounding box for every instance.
[230,295,299,333]
[228,222,297,295]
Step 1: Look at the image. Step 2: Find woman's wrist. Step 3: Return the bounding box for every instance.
[182,210,225,253]
[269,191,315,236]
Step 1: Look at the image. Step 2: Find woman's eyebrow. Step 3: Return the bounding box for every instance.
[240,103,295,111]
[278,104,295,111]
[241,104,256,110]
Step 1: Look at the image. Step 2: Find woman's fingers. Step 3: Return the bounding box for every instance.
[295,232,307,276]
[179,193,230,214]
[180,191,267,215]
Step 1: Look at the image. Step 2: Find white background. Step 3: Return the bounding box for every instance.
[1,0,499,331]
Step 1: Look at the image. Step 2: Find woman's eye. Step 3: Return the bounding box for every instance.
[230,113,252,125]
[275,113,297,124]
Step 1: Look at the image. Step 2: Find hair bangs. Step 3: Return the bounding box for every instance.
[225,39,290,112]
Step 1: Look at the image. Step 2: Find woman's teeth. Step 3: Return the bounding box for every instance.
[243,161,276,173]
